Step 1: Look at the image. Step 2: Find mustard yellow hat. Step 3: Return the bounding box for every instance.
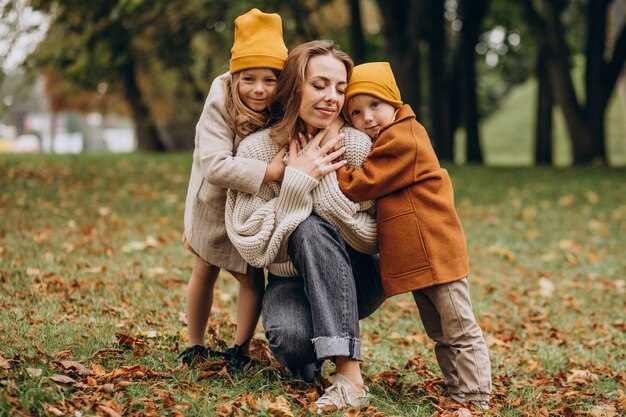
[230,8,288,74]
[345,62,403,108]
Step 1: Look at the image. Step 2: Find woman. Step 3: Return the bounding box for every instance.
[225,40,385,411]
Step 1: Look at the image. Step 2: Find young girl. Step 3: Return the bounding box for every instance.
[180,8,288,369]
[338,62,492,409]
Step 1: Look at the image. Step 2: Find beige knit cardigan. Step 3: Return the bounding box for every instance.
[183,72,267,274]
[225,126,378,277]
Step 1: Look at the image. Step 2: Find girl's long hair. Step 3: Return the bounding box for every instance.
[223,69,280,138]
[269,40,353,146]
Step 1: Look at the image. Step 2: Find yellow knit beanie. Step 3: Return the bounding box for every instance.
[230,8,288,74]
[345,62,403,108]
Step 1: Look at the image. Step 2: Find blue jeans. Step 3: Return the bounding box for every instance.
[262,214,385,379]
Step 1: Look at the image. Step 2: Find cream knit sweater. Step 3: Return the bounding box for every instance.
[225,126,378,277]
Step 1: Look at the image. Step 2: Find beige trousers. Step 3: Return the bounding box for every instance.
[412,278,492,401]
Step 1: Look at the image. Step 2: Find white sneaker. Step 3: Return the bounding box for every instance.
[470,400,491,410]
[450,392,490,410]
[315,374,371,414]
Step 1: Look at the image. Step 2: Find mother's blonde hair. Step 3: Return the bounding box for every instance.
[269,40,353,145]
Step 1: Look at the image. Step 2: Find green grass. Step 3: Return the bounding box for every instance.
[1,153,625,416]
[480,67,626,167]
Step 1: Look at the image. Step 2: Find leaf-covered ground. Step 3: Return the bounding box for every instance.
[1,153,624,417]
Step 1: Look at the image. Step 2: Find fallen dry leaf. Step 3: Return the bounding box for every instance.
[0,352,11,370]
[265,395,294,417]
[49,374,75,391]
[538,277,555,298]
[55,360,93,376]
[84,265,106,273]
[115,333,146,357]
[26,267,41,276]
[92,348,125,358]
[95,404,122,417]
[455,408,472,417]
[52,349,72,359]
[197,366,230,381]
[589,404,618,417]
[566,369,599,385]
[49,374,76,384]
[213,402,234,416]
[43,403,64,416]
[25,368,43,377]
[92,363,107,376]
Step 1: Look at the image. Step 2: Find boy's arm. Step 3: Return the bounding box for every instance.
[337,127,418,202]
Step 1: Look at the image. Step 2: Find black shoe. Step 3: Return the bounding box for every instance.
[223,340,256,371]
[178,344,208,366]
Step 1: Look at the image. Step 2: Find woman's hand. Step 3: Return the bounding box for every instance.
[263,145,288,182]
[287,129,346,180]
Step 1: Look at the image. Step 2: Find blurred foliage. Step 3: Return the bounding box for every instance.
[3,0,623,158]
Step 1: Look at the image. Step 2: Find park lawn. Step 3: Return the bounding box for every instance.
[0,153,625,417]
[480,60,626,167]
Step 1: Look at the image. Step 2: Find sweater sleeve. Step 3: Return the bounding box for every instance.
[196,73,267,195]
[225,135,318,268]
[311,128,378,254]
[312,171,378,254]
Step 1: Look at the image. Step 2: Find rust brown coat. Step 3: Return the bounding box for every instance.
[337,105,469,297]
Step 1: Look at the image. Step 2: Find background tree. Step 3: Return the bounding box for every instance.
[375,0,424,117]
[458,0,489,163]
[8,0,623,163]
[26,0,228,151]
[348,0,367,63]
[424,0,453,160]
[534,45,554,165]
[518,0,626,164]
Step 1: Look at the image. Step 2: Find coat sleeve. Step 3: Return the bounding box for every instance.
[196,73,267,195]
[310,129,378,254]
[225,137,319,268]
[337,124,418,202]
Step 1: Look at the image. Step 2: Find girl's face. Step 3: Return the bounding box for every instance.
[237,68,278,112]
[298,54,347,134]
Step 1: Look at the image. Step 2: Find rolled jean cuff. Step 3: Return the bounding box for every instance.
[463,393,491,402]
[312,336,361,361]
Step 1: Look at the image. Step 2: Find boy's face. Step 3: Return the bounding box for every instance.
[346,94,396,139]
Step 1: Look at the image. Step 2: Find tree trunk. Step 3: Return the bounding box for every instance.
[49,111,57,154]
[584,0,610,162]
[610,0,626,133]
[535,48,553,165]
[425,0,452,160]
[446,50,462,161]
[285,3,318,42]
[519,0,604,164]
[348,0,366,64]
[544,1,596,163]
[376,0,421,115]
[120,59,165,151]
[458,0,487,163]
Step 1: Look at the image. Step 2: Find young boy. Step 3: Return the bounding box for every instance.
[337,62,492,409]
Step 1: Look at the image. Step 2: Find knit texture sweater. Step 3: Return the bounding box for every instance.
[225,126,377,277]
